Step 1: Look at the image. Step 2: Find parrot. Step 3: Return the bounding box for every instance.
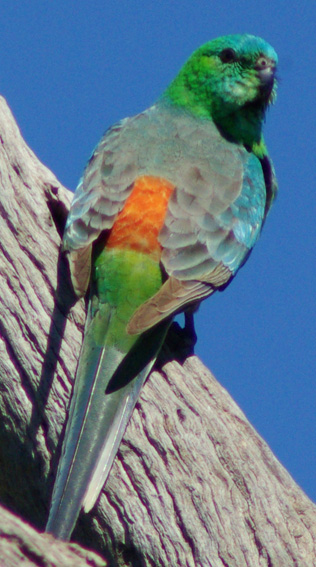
[46,34,278,540]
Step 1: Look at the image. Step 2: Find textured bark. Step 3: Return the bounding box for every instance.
[0,504,106,567]
[0,95,315,567]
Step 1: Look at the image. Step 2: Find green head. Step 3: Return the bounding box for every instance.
[162,34,278,155]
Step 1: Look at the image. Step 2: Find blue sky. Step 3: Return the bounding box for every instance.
[1,1,315,502]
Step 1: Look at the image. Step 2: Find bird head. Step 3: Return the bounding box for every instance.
[162,34,278,153]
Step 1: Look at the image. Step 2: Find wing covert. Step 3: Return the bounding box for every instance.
[160,149,266,281]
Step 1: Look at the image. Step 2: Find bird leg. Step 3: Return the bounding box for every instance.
[156,309,197,368]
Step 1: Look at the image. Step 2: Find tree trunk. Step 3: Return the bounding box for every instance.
[0,96,315,567]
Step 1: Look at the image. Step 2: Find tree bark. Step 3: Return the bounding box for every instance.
[0,505,106,567]
[0,95,315,567]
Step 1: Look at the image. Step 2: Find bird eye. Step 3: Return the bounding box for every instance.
[219,48,237,63]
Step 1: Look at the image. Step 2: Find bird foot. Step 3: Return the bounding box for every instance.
[156,313,197,368]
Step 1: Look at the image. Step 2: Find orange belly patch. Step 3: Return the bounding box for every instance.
[106,175,174,260]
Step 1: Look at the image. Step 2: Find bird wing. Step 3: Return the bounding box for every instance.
[127,115,269,333]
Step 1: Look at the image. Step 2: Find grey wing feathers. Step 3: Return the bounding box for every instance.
[63,117,140,295]
[64,118,137,249]
[160,149,266,281]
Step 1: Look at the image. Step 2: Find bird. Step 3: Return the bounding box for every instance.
[46,33,278,540]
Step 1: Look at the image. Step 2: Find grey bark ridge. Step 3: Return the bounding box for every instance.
[0,505,106,567]
[0,95,315,567]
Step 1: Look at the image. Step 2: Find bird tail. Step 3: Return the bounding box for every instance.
[46,302,169,540]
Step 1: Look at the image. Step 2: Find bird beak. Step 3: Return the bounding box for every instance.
[255,56,277,102]
[255,56,276,87]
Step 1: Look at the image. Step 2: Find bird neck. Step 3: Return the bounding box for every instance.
[161,65,213,119]
[213,104,268,158]
[161,73,268,159]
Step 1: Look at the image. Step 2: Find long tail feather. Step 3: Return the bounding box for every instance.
[46,305,169,540]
